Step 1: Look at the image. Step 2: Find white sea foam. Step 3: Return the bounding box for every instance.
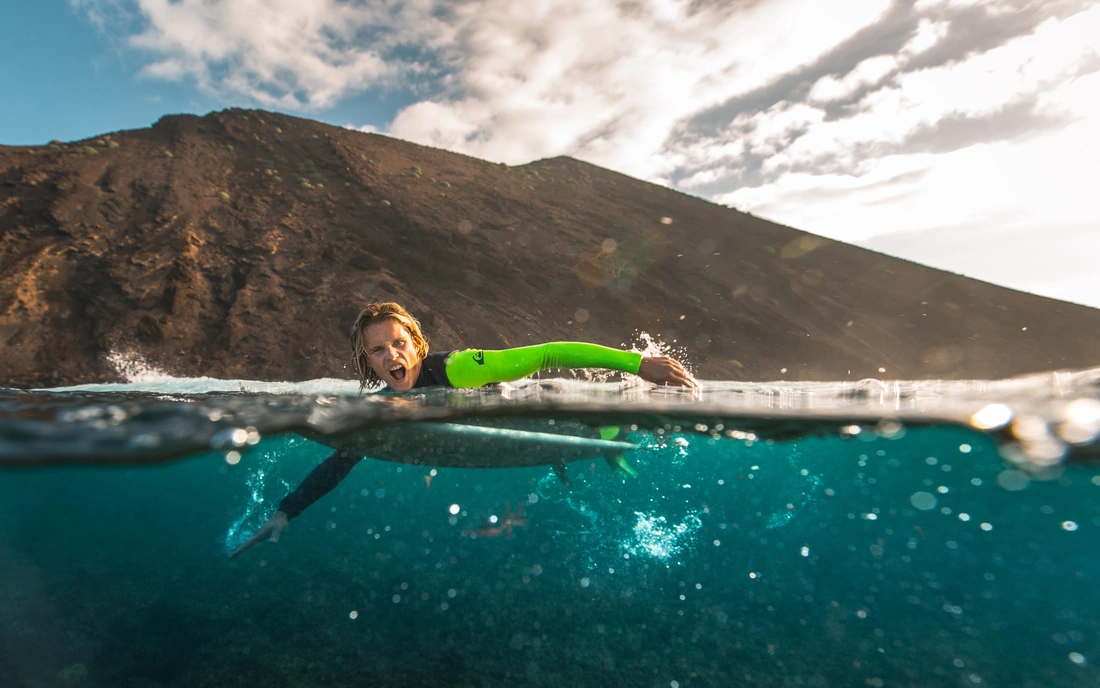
[41,376,364,396]
[38,351,363,395]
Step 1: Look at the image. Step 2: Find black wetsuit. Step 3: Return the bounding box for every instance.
[411,351,453,388]
[277,343,644,520]
[277,352,454,519]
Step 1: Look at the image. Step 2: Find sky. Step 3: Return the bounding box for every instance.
[2,0,1098,309]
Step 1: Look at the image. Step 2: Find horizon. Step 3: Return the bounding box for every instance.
[2,0,1097,309]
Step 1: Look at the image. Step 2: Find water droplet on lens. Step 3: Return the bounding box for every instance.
[910,492,937,510]
[211,427,249,448]
[971,404,1012,430]
[996,470,1030,492]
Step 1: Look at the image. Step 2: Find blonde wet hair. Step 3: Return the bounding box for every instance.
[351,302,430,391]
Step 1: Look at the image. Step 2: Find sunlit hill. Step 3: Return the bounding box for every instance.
[1,109,1098,387]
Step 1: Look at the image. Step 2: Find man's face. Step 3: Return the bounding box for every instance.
[364,319,422,391]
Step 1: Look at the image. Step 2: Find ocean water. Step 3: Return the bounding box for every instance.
[2,369,1100,688]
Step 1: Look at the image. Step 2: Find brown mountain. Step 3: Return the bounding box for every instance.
[1,109,1097,388]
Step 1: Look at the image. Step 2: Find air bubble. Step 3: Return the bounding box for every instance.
[910,492,937,511]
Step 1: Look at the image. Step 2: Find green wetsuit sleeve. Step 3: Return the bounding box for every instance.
[444,342,643,389]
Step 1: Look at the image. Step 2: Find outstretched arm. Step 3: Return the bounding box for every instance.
[277,449,363,519]
[231,449,363,558]
[444,342,696,388]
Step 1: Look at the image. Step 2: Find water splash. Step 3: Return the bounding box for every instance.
[631,331,695,377]
[223,439,296,554]
[564,331,690,384]
[623,510,703,564]
[106,350,172,382]
[224,467,270,555]
[630,331,685,360]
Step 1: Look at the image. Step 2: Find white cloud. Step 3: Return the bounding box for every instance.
[714,5,1100,240]
[388,0,894,171]
[345,122,379,134]
[901,19,951,57]
[809,55,897,103]
[74,0,1100,307]
[863,219,1100,308]
[73,0,453,108]
[75,0,894,168]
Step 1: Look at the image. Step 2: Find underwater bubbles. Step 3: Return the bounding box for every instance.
[910,491,937,510]
[625,511,702,562]
[997,470,1031,492]
[876,420,906,439]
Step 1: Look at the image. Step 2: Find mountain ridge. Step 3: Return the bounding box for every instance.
[1,108,1097,388]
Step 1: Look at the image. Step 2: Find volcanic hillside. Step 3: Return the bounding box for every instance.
[1,109,1098,388]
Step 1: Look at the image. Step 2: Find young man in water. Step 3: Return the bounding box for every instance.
[351,302,694,392]
[232,302,695,557]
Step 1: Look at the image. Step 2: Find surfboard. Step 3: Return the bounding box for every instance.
[306,419,637,471]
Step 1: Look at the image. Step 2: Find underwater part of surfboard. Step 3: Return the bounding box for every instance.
[306,419,640,485]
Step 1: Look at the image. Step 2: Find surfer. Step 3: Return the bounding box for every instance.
[231,302,695,557]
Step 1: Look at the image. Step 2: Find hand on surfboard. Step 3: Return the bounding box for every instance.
[638,356,697,388]
[231,510,289,558]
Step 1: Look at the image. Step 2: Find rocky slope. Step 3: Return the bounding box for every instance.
[2,109,1098,387]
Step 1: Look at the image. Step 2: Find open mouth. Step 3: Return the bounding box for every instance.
[388,365,407,382]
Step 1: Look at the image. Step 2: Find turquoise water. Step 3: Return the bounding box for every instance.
[2,376,1099,687]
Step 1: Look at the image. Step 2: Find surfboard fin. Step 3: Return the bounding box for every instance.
[597,427,637,477]
[604,453,638,478]
[552,462,573,487]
